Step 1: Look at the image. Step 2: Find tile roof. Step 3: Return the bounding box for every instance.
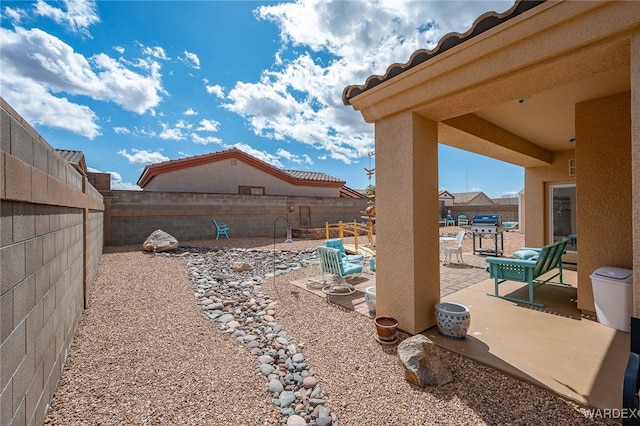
[340,185,366,198]
[55,149,87,174]
[56,149,85,166]
[282,170,344,183]
[342,0,545,105]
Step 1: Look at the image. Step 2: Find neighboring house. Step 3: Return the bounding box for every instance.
[343,0,638,335]
[492,197,519,206]
[55,149,87,176]
[450,191,494,206]
[438,190,455,207]
[137,148,362,198]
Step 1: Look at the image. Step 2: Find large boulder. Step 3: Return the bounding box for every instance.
[397,334,453,387]
[142,230,179,253]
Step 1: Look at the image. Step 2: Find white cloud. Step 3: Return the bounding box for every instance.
[191,134,222,145]
[204,81,225,98]
[0,75,101,138]
[0,26,165,136]
[219,0,513,164]
[3,6,27,24]
[113,45,125,54]
[113,126,130,134]
[34,0,100,37]
[158,119,192,140]
[118,148,170,165]
[276,148,313,166]
[141,45,169,60]
[195,119,220,132]
[183,50,200,69]
[184,108,198,116]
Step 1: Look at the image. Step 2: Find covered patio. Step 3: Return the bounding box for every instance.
[339,0,639,414]
[291,247,627,411]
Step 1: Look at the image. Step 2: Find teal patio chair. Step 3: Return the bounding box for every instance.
[212,220,230,239]
[324,238,364,263]
[316,246,362,295]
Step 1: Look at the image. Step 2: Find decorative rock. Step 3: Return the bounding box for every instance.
[231,261,253,272]
[268,379,284,394]
[182,247,333,425]
[279,390,296,407]
[316,417,332,426]
[302,376,317,389]
[397,334,453,387]
[142,229,178,253]
[285,412,306,425]
[217,314,234,323]
[260,364,276,375]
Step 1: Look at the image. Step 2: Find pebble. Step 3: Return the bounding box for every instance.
[180,247,334,426]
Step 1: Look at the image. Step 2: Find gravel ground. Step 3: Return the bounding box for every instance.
[44,233,615,426]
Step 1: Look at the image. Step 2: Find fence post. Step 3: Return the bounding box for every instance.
[353,220,359,250]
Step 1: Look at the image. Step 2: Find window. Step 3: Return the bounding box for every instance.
[239,186,265,195]
[549,184,577,252]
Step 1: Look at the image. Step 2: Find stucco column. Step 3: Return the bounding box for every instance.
[632,32,640,317]
[375,112,440,334]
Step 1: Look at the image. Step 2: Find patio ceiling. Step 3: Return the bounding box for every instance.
[344,1,637,168]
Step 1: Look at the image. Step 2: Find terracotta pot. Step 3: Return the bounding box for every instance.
[374,316,398,342]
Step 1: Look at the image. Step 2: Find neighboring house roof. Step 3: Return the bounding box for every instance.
[438,190,454,199]
[55,149,87,175]
[340,186,365,198]
[492,197,519,205]
[342,0,546,105]
[282,170,343,183]
[451,191,495,205]
[137,148,345,189]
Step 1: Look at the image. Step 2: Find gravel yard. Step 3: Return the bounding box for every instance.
[44,233,614,425]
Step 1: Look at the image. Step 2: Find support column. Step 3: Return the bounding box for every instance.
[631,32,640,317]
[375,112,440,334]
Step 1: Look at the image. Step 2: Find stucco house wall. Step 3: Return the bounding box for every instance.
[143,158,339,197]
[575,92,632,312]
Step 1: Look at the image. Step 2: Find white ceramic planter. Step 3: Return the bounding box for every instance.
[364,286,376,314]
[435,302,470,339]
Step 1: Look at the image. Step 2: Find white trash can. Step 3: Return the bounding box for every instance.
[590,267,633,332]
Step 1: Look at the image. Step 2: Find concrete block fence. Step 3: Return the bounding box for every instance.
[1,98,104,426]
[103,190,370,246]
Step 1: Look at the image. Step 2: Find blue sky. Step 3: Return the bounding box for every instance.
[0,0,523,197]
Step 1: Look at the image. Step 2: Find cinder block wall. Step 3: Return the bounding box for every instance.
[104,190,370,246]
[1,98,104,426]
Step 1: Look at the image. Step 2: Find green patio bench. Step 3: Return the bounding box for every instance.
[486,239,568,307]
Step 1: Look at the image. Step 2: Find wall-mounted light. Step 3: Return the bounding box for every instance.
[289,205,294,212]
[569,138,575,143]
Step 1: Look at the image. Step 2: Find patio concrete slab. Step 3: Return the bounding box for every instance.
[289,259,629,411]
[429,274,628,411]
